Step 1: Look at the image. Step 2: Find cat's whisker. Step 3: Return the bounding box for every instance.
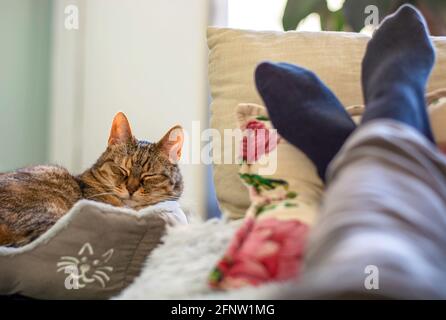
[86,192,115,199]
[57,265,77,273]
[59,256,79,263]
[98,266,113,272]
[56,261,76,267]
[94,270,111,281]
[93,274,106,288]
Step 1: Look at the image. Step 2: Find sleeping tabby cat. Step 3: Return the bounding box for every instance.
[0,112,184,247]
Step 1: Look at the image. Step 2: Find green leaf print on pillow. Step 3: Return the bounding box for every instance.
[239,173,288,193]
[255,201,299,216]
[255,115,270,121]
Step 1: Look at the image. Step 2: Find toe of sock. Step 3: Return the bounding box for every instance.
[255,62,280,92]
[255,62,314,93]
[385,4,429,32]
[396,4,424,21]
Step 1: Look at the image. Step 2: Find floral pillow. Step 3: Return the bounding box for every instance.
[209,103,324,289]
[236,103,323,224]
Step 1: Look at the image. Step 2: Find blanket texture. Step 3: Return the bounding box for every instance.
[116,218,240,299]
[116,218,308,300]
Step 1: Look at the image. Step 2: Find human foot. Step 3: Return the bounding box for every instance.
[361,4,436,142]
[255,62,356,181]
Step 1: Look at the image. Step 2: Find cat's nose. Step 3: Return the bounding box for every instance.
[127,178,139,196]
[80,264,90,273]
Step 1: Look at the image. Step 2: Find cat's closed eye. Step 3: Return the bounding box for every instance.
[116,167,129,178]
[141,173,167,181]
[104,162,128,179]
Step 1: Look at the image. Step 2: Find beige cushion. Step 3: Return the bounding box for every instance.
[207,27,446,219]
[427,89,446,145]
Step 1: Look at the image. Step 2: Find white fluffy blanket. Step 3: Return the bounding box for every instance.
[115,218,238,299]
[116,218,301,300]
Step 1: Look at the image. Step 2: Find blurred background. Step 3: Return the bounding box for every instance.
[0,0,444,218]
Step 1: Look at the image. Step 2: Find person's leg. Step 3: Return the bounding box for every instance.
[255,63,356,182]
[267,120,446,299]
[279,5,446,299]
[256,5,437,186]
[361,5,436,142]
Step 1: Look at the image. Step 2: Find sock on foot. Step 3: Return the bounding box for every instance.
[361,4,436,142]
[255,62,356,181]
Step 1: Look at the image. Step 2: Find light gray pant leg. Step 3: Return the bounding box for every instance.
[291,121,446,299]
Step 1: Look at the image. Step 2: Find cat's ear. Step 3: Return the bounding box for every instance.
[157,125,184,163]
[102,249,114,263]
[79,242,94,256]
[108,112,134,146]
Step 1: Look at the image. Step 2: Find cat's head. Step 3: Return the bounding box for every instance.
[84,112,184,209]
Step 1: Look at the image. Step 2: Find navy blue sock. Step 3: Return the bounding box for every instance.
[361,4,436,142]
[255,62,356,182]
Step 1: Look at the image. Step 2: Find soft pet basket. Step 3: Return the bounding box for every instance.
[0,200,187,299]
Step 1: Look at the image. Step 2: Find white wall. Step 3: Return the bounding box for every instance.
[50,0,209,216]
[0,0,51,171]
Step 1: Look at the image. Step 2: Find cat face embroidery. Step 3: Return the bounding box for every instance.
[57,242,114,289]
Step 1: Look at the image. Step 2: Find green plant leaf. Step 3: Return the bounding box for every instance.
[318,5,343,31]
[282,0,326,31]
[333,9,345,31]
[343,0,392,32]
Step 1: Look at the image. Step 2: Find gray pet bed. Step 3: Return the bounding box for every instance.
[0,200,187,299]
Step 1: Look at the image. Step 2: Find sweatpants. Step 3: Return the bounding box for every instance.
[287,120,446,299]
